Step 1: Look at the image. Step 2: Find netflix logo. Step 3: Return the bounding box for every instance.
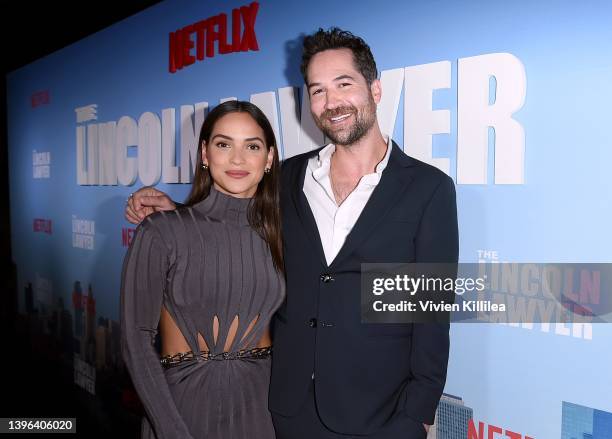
[31,90,50,108]
[469,419,534,439]
[122,228,135,247]
[33,219,53,235]
[169,2,260,73]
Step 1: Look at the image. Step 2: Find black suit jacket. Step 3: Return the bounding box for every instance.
[269,141,459,434]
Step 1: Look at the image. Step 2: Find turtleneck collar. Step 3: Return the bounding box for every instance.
[192,186,252,226]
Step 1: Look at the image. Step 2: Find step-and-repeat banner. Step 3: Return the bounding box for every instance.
[7,0,611,437]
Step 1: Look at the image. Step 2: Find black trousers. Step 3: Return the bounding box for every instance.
[271,381,427,439]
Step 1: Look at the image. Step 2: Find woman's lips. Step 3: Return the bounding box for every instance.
[225,170,250,178]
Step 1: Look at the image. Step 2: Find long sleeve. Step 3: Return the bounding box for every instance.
[402,173,459,424]
[120,218,194,439]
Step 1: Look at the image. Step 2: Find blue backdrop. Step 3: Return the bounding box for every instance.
[7,1,611,437]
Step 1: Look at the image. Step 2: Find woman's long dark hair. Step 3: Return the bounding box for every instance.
[185,100,283,272]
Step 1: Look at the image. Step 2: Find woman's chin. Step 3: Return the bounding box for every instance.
[213,181,258,198]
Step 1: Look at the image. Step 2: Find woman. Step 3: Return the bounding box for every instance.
[121,101,285,439]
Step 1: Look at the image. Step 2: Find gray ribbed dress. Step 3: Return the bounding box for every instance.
[120,187,285,439]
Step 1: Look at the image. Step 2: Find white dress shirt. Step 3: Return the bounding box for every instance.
[302,136,392,266]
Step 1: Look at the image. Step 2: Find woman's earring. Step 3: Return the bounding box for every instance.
[264,167,271,174]
[202,163,209,170]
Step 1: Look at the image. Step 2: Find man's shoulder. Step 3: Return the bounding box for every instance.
[408,155,452,182]
[392,142,454,187]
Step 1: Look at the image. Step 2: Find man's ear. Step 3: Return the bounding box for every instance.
[370,79,382,104]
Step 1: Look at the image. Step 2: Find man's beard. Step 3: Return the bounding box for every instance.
[315,95,377,146]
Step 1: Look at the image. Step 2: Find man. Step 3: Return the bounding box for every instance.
[126,28,458,439]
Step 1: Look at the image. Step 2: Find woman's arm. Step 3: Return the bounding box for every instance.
[120,218,194,439]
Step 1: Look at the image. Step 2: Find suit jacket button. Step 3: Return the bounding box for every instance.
[307,318,317,328]
[320,274,334,283]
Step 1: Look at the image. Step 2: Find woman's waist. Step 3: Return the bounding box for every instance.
[160,346,272,369]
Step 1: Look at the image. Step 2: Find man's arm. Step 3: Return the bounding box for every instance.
[403,173,459,425]
[125,187,178,224]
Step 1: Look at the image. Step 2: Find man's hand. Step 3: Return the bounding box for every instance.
[423,424,430,434]
[125,186,176,224]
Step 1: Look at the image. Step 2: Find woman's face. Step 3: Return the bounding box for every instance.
[202,112,274,198]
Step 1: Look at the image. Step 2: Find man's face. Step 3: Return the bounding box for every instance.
[306,48,380,146]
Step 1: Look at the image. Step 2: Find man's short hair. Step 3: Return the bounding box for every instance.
[300,27,378,86]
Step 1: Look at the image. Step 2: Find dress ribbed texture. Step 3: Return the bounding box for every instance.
[120,187,285,439]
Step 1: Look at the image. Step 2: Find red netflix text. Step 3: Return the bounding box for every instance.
[122,228,135,247]
[33,219,52,235]
[31,90,50,108]
[469,420,534,439]
[169,2,260,73]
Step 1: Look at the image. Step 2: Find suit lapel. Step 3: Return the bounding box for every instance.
[328,142,414,269]
[289,152,329,269]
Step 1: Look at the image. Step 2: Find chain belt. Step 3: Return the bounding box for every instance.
[160,346,272,369]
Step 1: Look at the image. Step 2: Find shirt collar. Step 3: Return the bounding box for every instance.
[310,135,392,183]
[375,135,392,174]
